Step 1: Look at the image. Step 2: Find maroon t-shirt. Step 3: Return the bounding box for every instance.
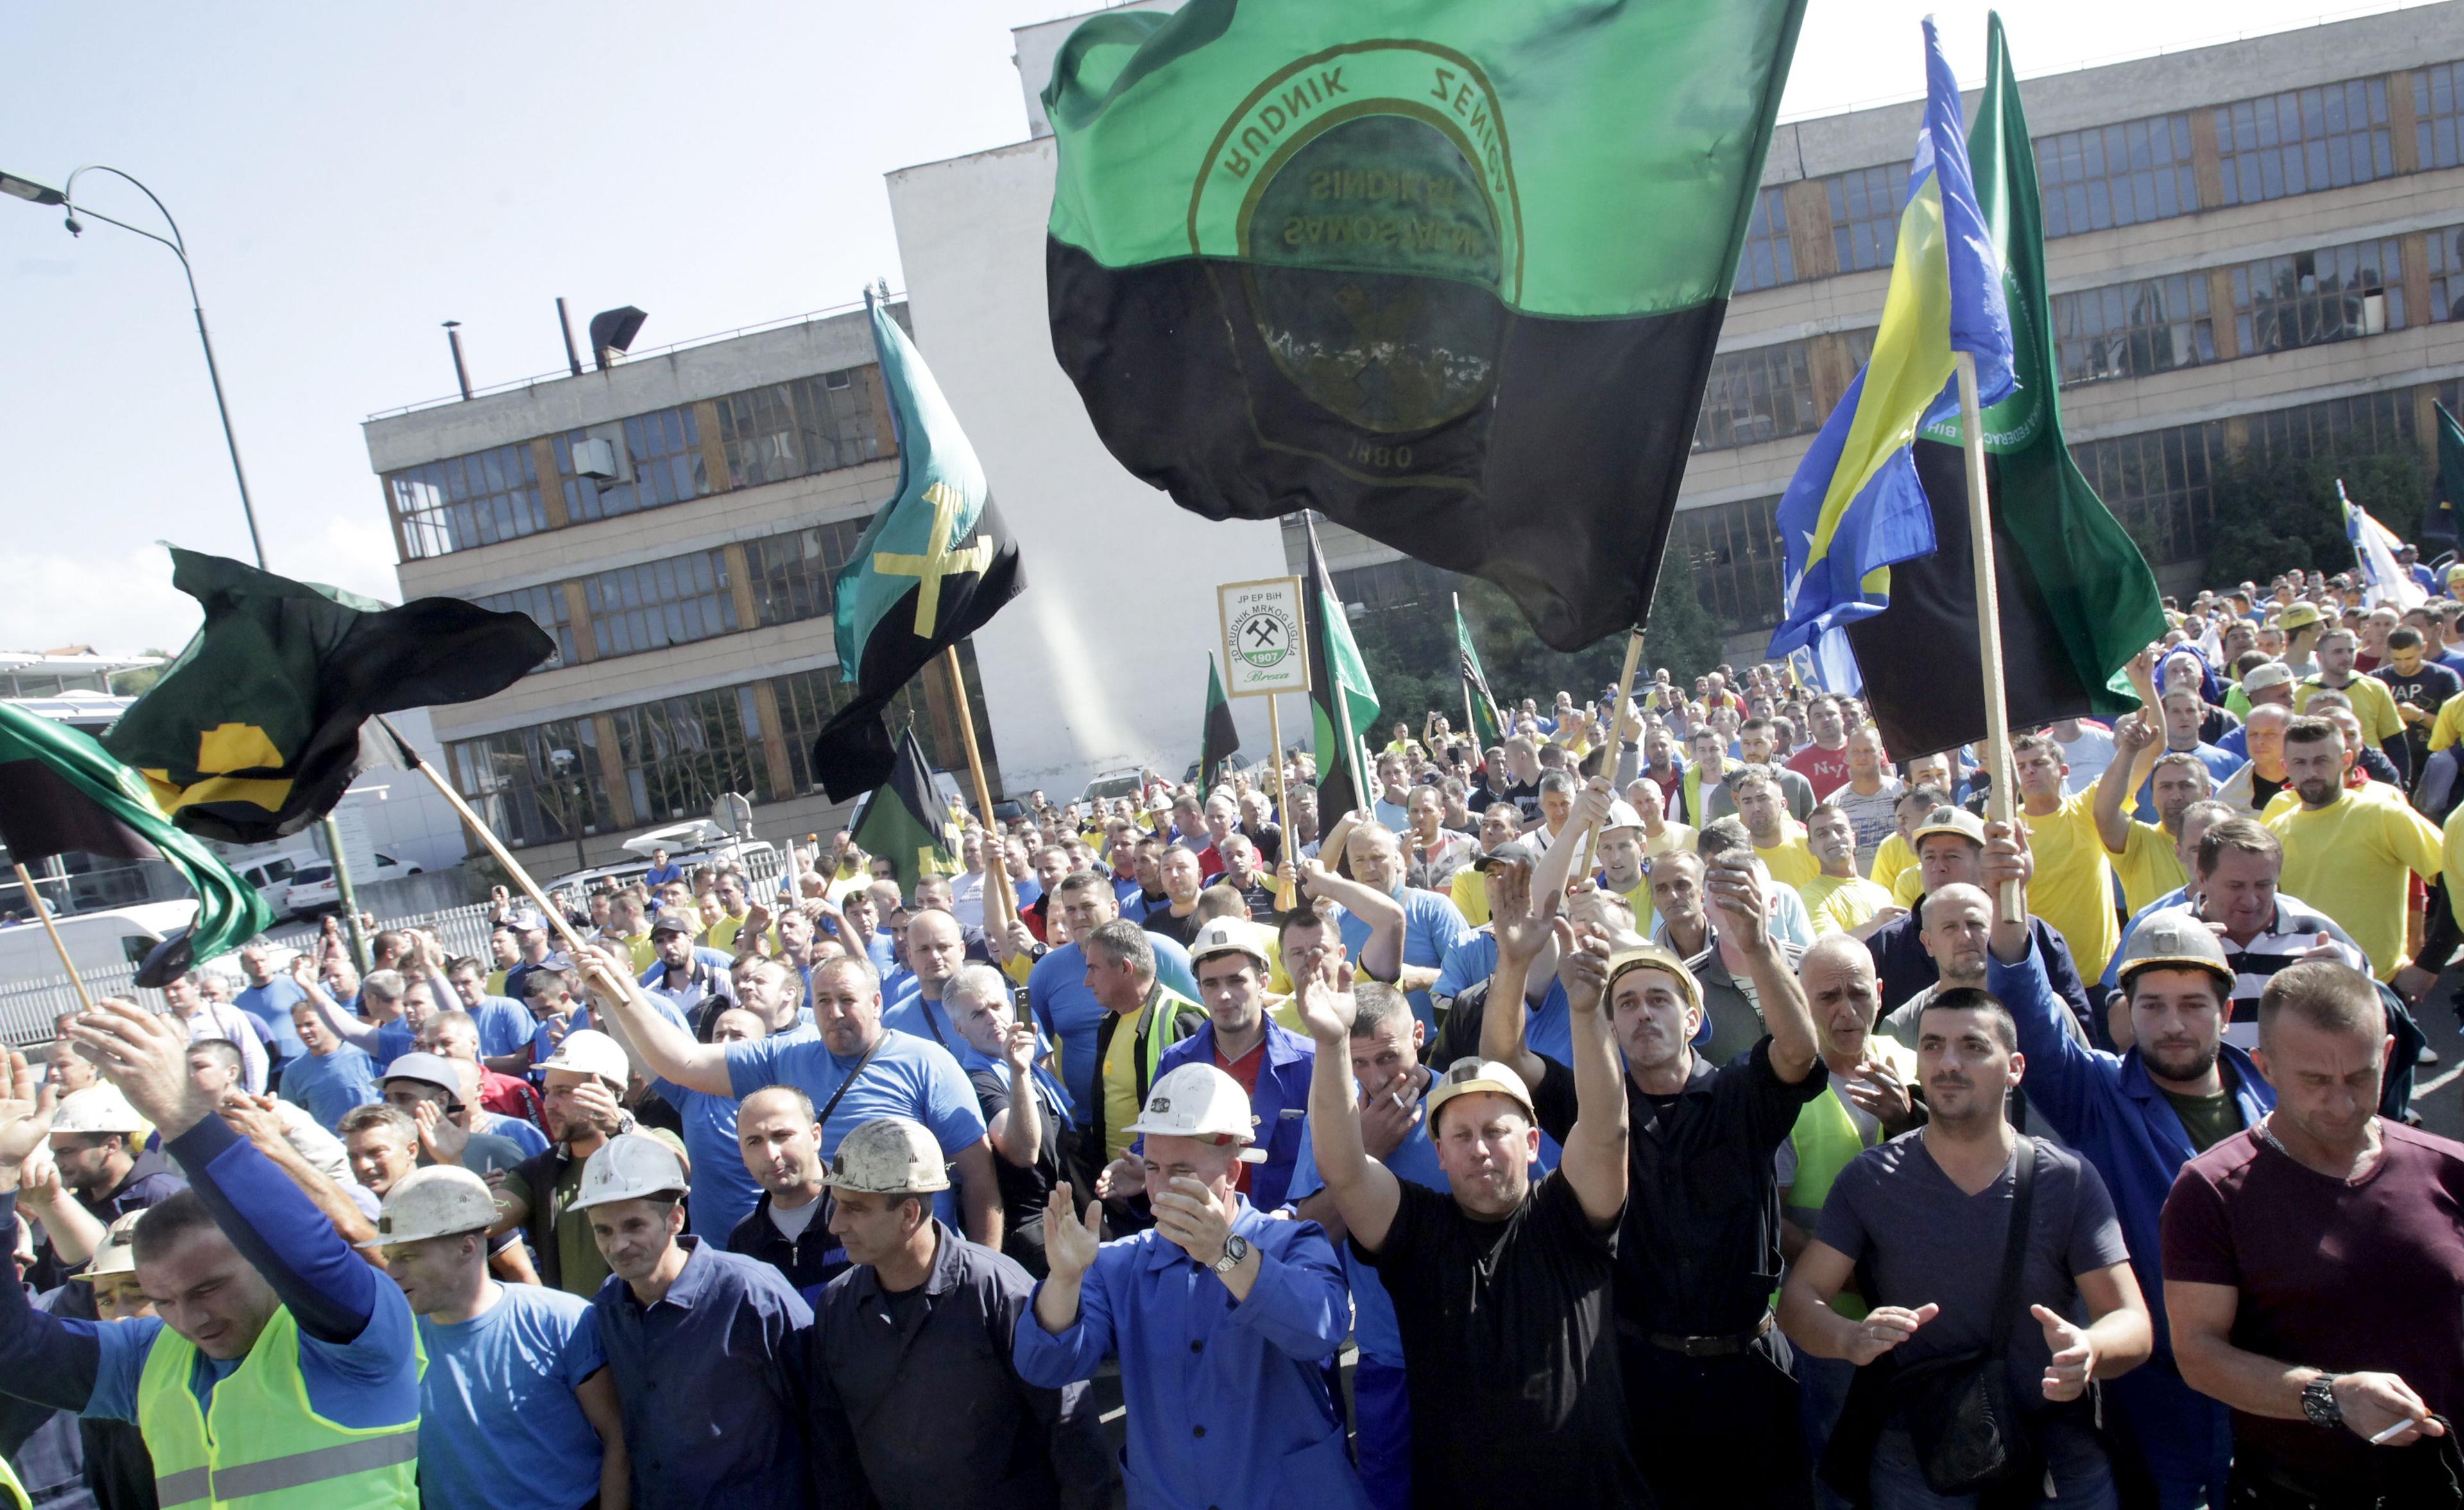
[1786,742,1853,801]
[2161,1121,2464,1475]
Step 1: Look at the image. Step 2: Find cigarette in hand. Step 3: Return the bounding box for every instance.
[2370,1417,2423,1446]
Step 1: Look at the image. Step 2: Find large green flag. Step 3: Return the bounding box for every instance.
[1842,12,2166,753]
[0,702,272,971]
[101,549,552,844]
[1044,0,1808,651]
[1454,600,1505,749]
[2428,400,2464,556]
[812,295,1024,801]
[1197,655,1241,797]
[1301,515,1380,815]
[850,725,961,899]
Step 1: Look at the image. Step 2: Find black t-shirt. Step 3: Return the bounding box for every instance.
[2378,662,2462,756]
[1358,1174,1648,1507]
[1533,1040,1827,1336]
[1145,906,1202,948]
[968,1064,1061,1223]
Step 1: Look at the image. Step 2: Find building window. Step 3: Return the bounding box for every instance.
[385,444,547,561]
[2037,114,2196,239]
[581,551,739,658]
[1672,496,1786,634]
[556,407,709,524]
[1731,188,1795,295]
[771,649,997,797]
[2051,274,2216,386]
[2214,78,2392,207]
[469,584,574,670]
[2416,62,2464,171]
[2232,238,2404,356]
[2426,224,2464,325]
[2069,423,2223,565]
[446,720,608,849]
[2248,389,2418,464]
[610,686,774,821]
[1827,164,1912,274]
[744,518,871,628]
[712,368,882,489]
[1693,342,1818,452]
[770,668,859,797]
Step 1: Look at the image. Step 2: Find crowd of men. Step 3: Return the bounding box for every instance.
[0,559,2460,1509]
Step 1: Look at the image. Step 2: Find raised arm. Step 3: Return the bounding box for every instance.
[572,946,732,1096]
[1294,952,1401,1252]
[2094,711,2160,855]
[67,1002,382,1344]
[1554,920,1628,1228]
[989,1021,1045,1171]
[291,957,384,1055]
[1296,857,1405,981]
[1705,851,1819,1082]
[1480,863,1561,1091]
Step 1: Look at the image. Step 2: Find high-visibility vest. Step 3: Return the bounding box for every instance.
[135,1307,417,1509]
[0,1451,26,1510]
[1781,1049,1914,1322]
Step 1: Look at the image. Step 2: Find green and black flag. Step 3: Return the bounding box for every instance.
[2427,400,2464,557]
[1,702,272,969]
[1301,515,1380,817]
[1044,0,1807,650]
[1842,14,2167,756]
[101,549,551,844]
[1197,654,1241,797]
[812,295,1024,801]
[850,724,961,898]
[1455,599,1505,749]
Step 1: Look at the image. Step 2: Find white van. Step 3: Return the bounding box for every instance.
[232,849,323,917]
[0,901,200,988]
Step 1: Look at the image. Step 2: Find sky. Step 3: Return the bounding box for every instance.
[0,0,2416,656]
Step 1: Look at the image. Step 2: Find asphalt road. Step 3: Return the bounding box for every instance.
[2407,965,2464,1141]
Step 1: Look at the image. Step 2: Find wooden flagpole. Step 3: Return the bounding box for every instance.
[13,863,96,1014]
[941,646,1018,938]
[1267,693,1296,911]
[1955,350,2022,919]
[1575,627,1647,885]
[372,717,597,963]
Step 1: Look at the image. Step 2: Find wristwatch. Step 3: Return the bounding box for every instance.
[2300,1373,2343,1429]
[1212,1234,1251,1274]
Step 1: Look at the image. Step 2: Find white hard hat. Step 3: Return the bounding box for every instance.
[377,1165,500,1245]
[50,1087,146,1137]
[1124,1062,1266,1162]
[1188,917,1271,969]
[75,1210,145,1280]
[1597,800,1647,836]
[823,1117,951,1195]
[570,1133,689,1210]
[537,1028,629,1085]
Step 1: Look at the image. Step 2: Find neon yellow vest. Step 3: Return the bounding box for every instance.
[136,1306,418,1509]
[0,1452,24,1510]
[1783,1087,1883,1321]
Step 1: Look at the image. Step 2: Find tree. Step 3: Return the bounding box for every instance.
[2204,444,2426,587]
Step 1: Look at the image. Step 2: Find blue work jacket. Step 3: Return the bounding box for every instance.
[1987,942,2273,1355]
[1154,1019,1316,1212]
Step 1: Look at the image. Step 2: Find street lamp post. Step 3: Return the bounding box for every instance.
[3,164,366,966]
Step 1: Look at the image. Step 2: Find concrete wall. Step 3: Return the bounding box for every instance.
[886,136,1292,794]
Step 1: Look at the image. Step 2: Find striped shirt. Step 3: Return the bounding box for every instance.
[2107,892,2366,1008]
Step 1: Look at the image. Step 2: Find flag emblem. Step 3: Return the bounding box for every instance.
[1229,602,1300,671]
[871,480,995,636]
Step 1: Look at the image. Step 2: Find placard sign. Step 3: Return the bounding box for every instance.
[1217,576,1312,697]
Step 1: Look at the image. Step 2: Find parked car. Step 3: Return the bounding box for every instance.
[283,853,423,920]
[232,848,323,918]
[545,820,778,898]
[1080,768,1149,805]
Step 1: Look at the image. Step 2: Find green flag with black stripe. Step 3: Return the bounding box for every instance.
[1197,655,1241,797]
[1044,0,1808,651]
[850,724,961,899]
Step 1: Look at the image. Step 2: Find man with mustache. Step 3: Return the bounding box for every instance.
[1975,819,2271,1509]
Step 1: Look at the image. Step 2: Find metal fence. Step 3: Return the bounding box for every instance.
[0,845,796,1047]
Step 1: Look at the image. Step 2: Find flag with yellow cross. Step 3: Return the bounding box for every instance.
[812,292,1025,800]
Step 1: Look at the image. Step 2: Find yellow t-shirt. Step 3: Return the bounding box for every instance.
[1753,820,1823,893]
[2429,690,2464,754]
[2268,786,2443,980]
[1868,831,1916,894]
[1801,874,1895,935]
[2020,793,2121,984]
[2443,802,2464,929]
[1097,986,1202,1162]
[1891,868,1925,907]
[1612,825,1697,938]
[705,909,751,954]
[2296,674,2404,748]
[2109,821,2188,915]
[485,968,508,997]
[1451,868,1491,928]
[619,932,658,975]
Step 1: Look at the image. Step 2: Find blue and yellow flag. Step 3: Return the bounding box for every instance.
[1768,19,2012,661]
